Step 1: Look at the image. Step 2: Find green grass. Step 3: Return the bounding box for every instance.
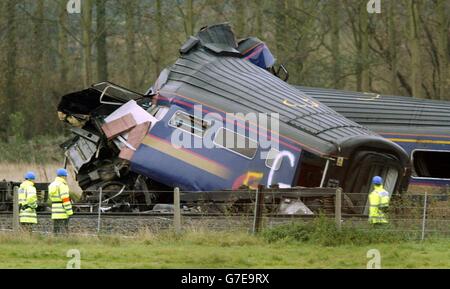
[0,229,448,269]
[261,217,421,246]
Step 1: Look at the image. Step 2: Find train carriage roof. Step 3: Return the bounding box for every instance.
[155,24,408,159]
[296,86,450,136]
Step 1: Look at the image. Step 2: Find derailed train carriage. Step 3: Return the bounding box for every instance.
[57,24,410,213]
[298,86,450,194]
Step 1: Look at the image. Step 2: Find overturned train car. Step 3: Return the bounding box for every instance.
[298,86,450,194]
[57,24,410,213]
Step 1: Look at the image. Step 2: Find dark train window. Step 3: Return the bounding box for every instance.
[296,151,327,187]
[214,127,258,159]
[412,150,450,179]
[169,111,210,137]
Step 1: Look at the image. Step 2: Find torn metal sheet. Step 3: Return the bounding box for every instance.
[104,100,158,150]
[101,113,137,139]
[119,147,135,161]
[65,137,98,172]
[279,199,314,215]
[128,122,151,147]
[118,122,151,161]
[105,100,158,126]
[70,127,100,144]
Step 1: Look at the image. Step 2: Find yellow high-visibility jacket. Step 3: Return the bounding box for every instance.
[368,185,390,224]
[48,177,73,220]
[18,180,38,224]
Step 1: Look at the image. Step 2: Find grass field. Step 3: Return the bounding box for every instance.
[0,230,448,269]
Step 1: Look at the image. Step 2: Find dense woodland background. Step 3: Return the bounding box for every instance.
[0,0,449,143]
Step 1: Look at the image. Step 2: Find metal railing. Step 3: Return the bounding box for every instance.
[0,186,448,240]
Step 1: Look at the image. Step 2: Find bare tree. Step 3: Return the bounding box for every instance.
[252,0,264,38]
[177,0,195,38]
[82,0,93,87]
[96,0,108,82]
[0,0,448,141]
[33,0,45,91]
[331,0,342,89]
[125,0,137,89]
[436,0,448,100]
[409,0,423,98]
[234,0,247,38]
[275,0,288,59]
[388,0,398,95]
[58,0,69,85]
[154,0,164,76]
[4,0,18,116]
[360,1,369,91]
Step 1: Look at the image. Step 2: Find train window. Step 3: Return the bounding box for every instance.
[265,148,281,170]
[296,151,326,187]
[214,127,258,159]
[412,150,450,179]
[169,111,211,137]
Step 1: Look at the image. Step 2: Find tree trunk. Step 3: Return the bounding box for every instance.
[155,0,164,76]
[5,0,17,113]
[31,0,45,136]
[125,0,137,89]
[409,0,423,98]
[234,0,247,38]
[388,0,398,95]
[82,0,93,87]
[275,0,288,60]
[253,0,263,37]
[96,0,108,82]
[185,0,194,37]
[33,0,45,90]
[437,0,448,100]
[360,2,370,92]
[331,0,342,89]
[58,0,69,85]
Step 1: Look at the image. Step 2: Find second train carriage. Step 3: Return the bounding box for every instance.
[298,86,450,194]
[57,24,410,213]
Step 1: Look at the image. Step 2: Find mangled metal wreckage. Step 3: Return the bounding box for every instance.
[57,24,410,214]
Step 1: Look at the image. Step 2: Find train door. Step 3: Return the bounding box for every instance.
[295,151,327,187]
[344,151,402,214]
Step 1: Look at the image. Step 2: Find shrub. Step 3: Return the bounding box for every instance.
[262,222,314,243]
[262,216,414,246]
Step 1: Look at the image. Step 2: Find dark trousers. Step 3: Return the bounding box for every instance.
[372,223,388,228]
[53,219,69,235]
[20,223,33,233]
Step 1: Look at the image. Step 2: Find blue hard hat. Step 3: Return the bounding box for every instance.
[372,176,383,185]
[24,171,36,180]
[57,168,68,177]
